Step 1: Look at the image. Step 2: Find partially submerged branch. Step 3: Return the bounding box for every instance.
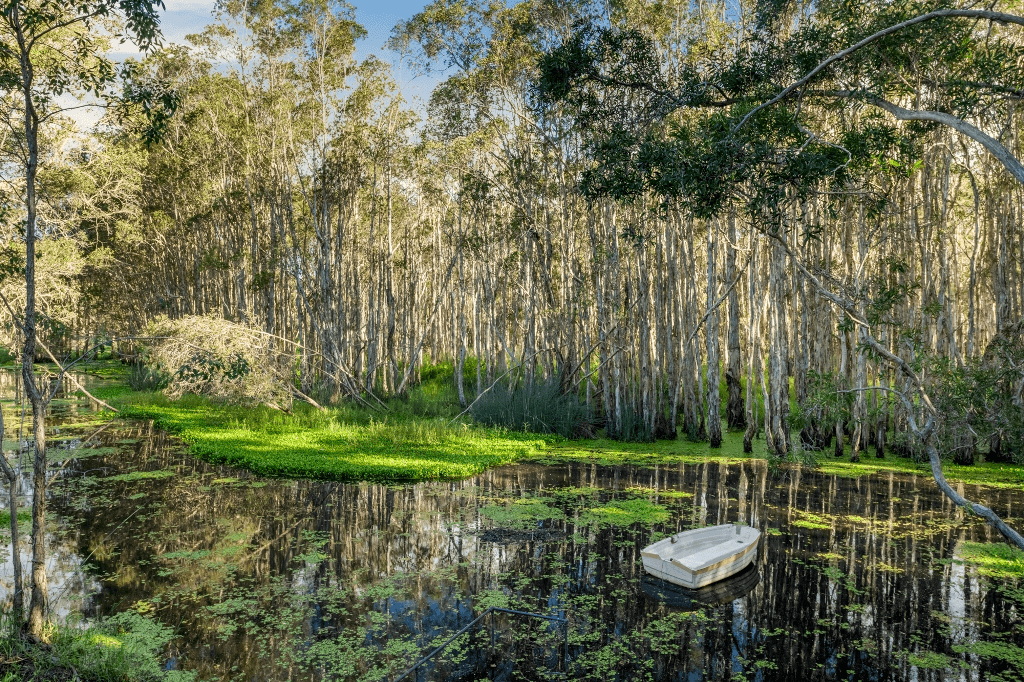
[768,230,1024,550]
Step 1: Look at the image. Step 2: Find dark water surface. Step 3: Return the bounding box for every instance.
[1,370,1023,681]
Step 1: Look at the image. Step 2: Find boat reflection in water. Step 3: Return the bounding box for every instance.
[641,563,761,609]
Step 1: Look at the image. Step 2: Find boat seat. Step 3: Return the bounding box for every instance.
[672,537,746,570]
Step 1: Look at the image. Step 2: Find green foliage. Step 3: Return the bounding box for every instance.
[534,1,1024,238]
[0,610,193,682]
[767,444,820,471]
[470,377,594,439]
[127,364,169,391]
[107,390,545,483]
[915,326,1024,465]
[0,510,31,527]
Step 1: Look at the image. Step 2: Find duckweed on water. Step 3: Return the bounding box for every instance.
[625,486,692,500]
[106,470,177,483]
[959,541,1024,579]
[479,499,565,527]
[790,510,833,530]
[580,498,670,528]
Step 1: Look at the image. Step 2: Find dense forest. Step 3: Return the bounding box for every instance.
[3,0,1024,652]
[7,0,1023,449]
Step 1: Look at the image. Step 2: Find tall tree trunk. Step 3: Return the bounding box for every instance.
[18,37,50,637]
[706,223,723,448]
[0,407,23,620]
[725,211,744,430]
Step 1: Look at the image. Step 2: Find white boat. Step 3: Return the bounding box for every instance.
[641,524,761,589]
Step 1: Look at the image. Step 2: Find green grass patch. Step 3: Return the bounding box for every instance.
[73,359,1023,487]
[104,391,545,483]
[540,430,760,467]
[539,428,1024,488]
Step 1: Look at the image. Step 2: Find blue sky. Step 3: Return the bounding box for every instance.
[156,0,440,102]
[159,0,431,50]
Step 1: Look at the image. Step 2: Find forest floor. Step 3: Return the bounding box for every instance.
[53,360,1023,488]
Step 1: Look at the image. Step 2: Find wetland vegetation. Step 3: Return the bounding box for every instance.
[3,0,1024,678]
[0,365,1020,680]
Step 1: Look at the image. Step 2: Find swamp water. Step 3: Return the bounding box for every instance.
[0,371,1023,681]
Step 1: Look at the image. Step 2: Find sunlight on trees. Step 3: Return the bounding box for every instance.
[1,0,1024,643]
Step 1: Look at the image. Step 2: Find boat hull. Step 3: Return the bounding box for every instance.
[640,563,761,608]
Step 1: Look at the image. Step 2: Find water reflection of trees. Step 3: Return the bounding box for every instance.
[36,429,1023,681]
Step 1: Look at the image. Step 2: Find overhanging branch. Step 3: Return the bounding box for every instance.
[733,9,1024,134]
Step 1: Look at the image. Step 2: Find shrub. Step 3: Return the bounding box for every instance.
[0,610,193,682]
[613,402,655,442]
[471,377,594,439]
[127,363,169,391]
[142,315,296,410]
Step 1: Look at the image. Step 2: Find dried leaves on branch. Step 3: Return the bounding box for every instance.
[144,316,300,412]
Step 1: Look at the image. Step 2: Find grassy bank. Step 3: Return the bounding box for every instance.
[538,434,1024,488]
[72,363,1023,488]
[95,387,545,483]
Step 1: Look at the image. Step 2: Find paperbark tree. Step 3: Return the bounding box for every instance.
[1,0,163,635]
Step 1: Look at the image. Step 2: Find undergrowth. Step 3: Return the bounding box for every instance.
[0,611,193,682]
[65,358,1024,488]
